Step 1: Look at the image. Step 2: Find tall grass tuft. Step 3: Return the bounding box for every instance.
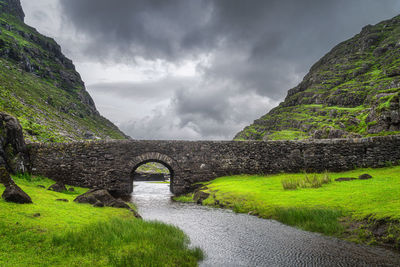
[52,218,203,267]
[14,172,32,182]
[281,172,331,190]
[274,207,344,235]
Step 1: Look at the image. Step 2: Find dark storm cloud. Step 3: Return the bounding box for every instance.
[88,77,194,100]
[59,0,215,61]
[58,0,400,139]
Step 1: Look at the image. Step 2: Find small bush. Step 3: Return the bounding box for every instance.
[281,172,331,190]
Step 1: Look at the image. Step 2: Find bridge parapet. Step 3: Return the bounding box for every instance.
[28,136,400,195]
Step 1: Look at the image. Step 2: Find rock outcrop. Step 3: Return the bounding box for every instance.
[74,189,130,209]
[48,182,67,193]
[74,189,141,218]
[0,0,24,21]
[236,14,400,141]
[0,112,29,173]
[0,167,32,204]
[0,0,128,142]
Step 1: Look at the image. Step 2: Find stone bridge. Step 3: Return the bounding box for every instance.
[28,136,400,196]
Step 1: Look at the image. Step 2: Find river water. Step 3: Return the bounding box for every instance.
[130,182,400,267]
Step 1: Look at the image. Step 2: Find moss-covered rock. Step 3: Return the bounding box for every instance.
[236,15,400,141]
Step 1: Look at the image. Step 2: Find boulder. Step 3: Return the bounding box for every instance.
[359,174,373,180]
[2,185,32,204]
[74,189,130,209]
[48,183,67,192]
[1,168,32,204]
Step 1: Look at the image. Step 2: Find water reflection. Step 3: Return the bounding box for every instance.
[131,182,400,267]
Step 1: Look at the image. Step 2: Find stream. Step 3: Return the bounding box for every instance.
[130,182,400,267]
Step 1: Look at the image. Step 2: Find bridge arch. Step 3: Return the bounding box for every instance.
[128,152,182,193]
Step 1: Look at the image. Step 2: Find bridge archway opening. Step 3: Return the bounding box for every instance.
[130,160,174,192]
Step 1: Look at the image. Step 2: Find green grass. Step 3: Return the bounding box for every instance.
[281,172,332,190]
[268,130,309,141]
[0,176,203,266]
[187,166,400,239]
[274,207,344,235]
[173,194,195,203]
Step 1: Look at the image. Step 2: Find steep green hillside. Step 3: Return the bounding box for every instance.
[236,15,400,141]
[0,0,127,142]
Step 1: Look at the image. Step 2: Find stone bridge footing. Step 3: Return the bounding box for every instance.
[28,136,400,196]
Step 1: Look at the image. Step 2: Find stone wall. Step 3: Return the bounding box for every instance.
[28,135,400,195]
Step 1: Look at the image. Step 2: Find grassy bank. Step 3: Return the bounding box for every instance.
[176,166,400,248]
[0,176,203,266]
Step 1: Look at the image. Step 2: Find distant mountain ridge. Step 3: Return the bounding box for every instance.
[235,14,400,141]
[0,0,128,142]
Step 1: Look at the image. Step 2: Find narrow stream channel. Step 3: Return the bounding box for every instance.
[130,182,400,267]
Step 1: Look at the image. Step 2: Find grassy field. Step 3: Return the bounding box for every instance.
[176,166,400,247]
[0,176,203,266]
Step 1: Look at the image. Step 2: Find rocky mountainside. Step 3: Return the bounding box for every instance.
[0,0,128,142]
[235,14,400,141]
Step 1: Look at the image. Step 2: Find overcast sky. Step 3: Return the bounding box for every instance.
[20,0,400,140]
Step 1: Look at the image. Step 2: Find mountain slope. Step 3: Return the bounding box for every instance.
[0,0,128,142]
[235,15,400,141]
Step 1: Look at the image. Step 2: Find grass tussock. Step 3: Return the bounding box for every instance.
[274,207,344,235]
[53,218,203,267]
[281,172,331,190]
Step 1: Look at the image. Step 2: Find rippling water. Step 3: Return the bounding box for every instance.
[129,182,400,267]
